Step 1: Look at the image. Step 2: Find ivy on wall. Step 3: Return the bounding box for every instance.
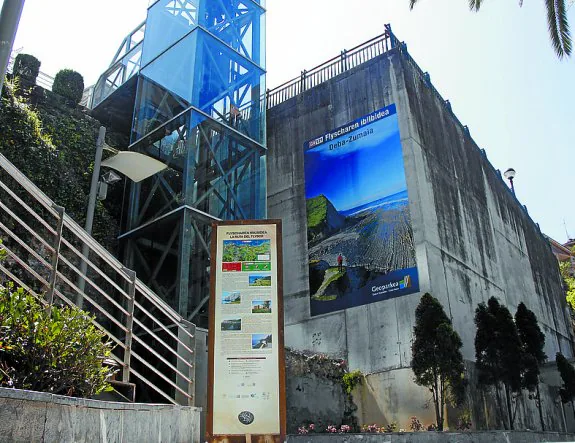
[0,79,123,251]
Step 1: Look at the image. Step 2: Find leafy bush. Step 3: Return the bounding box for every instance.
[52,69,84,104]
[456,409,472,431]
[342,369,363,393]
[0,79,120,249]
[13,54,41,83]
[409,416,424,432]
[0,283,115,397]
[384,422,398,433]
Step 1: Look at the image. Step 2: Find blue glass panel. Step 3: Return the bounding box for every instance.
[137,29,265,143]
[132,75,190,142]
[141,31,199,105]
[130,108,266,221]
[142,0,200,66]
[195,30,265,142]
[199,0,265,66]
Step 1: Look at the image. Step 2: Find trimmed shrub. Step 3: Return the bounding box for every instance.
[13,54,41,83]
[0,283,116,397]
[52,69,84,104]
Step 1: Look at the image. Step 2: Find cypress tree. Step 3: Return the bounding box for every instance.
[475,297,522,430]
[556,352,575,419]
[412,293,465,431]
[515,302,547,430]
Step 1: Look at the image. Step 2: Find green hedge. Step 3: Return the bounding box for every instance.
[52,69,84,104]
[13,54,41,83]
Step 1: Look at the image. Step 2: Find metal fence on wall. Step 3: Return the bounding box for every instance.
[266,26,397,109]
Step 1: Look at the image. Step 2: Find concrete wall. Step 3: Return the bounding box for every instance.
[267,47,574,430]
[0,387,201,443]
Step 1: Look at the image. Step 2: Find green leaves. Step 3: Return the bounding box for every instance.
[559,261,575,310]
[557,352,575,403]
[545,0,572,58]
[52,69,85,104]
[0,282,116,397]
[13,54,41,83]
[475,297,523,392]
[515,302,546,392]
[342,370,363,394]
[0,78,121,249]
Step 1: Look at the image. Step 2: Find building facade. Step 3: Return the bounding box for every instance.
[266,28,573,429]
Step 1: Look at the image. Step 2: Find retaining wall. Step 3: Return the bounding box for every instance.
[0,387,201,443]
[266,45,574,430]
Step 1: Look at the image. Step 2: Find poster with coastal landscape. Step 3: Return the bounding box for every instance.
[304,104,419,316]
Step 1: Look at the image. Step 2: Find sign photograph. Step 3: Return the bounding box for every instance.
[207,220,286,442]
[304,104,419,316]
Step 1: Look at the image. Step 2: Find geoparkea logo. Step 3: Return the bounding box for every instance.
[372,275,412,295]
[399,275,411,289]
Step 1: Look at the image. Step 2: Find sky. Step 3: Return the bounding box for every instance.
[305,113,406,212]
[4,0,575,242]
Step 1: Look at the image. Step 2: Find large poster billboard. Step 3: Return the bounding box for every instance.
[304,104,419,316]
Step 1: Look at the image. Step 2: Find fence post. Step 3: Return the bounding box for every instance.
[341,50,347,71]
[176,320,196,406]
[46,205,64,308]
[300,70,307,94]
[122,267,136,383]
[384,23,395,48]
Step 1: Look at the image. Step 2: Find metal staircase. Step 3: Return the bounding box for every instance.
[0,153,196,406]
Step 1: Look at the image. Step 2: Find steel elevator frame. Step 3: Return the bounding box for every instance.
[92,0,266,328]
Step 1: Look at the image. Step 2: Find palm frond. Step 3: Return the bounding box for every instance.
[546,0,572,58]
[469,0,483,11]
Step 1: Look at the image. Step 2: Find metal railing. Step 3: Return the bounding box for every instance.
[266,26,396,109]
[35,71,55,91]
[0,153,196,406]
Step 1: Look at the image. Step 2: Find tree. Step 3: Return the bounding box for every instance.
[556,352,575,419]
[515,302,547,430]
[13,54,41,84]
[412,293,466,431]
[52,69,84,104]
[475,297,522,430]
[559,260,575,310]
[409,0,572,59]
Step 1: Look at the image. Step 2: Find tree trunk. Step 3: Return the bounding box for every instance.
[504,383,514,430]
[494,384,506,429]
[433,381,442,431]
[536,383,545,431]
[438,377,444,431]
[482,389,490,429]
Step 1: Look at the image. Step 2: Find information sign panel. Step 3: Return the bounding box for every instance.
[207,220,286,443]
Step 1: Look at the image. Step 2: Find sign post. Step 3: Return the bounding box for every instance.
[207,220,286,443]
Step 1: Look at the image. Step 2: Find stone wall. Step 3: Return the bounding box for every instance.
[285,350,355,434]
[266,46,574,430]
[0,387,201,443]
